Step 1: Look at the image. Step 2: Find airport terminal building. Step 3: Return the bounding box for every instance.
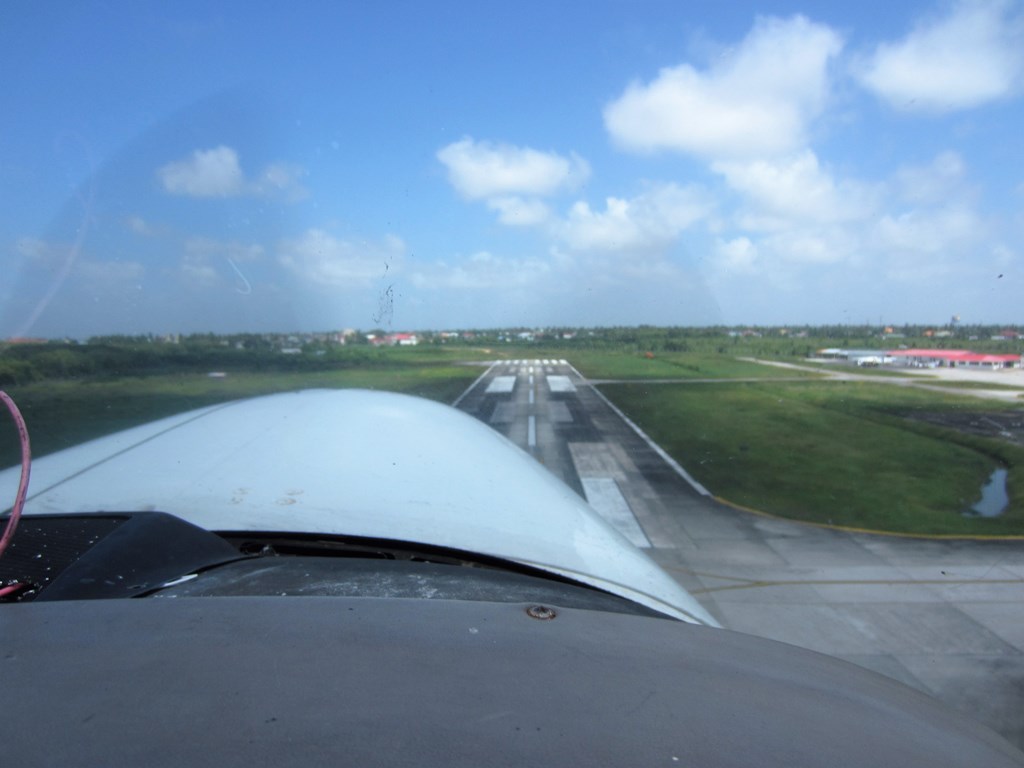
[816,348,1022,369]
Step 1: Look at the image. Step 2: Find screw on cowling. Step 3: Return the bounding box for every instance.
[525,605,557,620]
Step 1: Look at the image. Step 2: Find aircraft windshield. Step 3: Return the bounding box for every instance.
[1,0,1023,751]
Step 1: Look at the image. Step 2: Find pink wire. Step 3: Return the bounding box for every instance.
[0,390,31,562]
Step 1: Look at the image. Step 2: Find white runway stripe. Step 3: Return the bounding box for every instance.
[580,477,651,548]
[485,376,516,394]
[546,375,576,393]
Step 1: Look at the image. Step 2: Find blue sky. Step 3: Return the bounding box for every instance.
[1,0,1022,337]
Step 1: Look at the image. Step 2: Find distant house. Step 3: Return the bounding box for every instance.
[390,333,419,346]
[370,333,420,347]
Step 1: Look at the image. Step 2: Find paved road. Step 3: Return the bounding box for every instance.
[455,359,1024,748]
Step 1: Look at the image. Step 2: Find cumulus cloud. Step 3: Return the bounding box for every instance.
[894,151,968,204]
[714,150,878,227]
[855,0,1024,112]
[180,255,220,289]
[178,238,265,291]
[277,229,404,288]
[875,204,983,254]
[760,228,858,265]
[251,163,308,201]
[158,146,307,199]
[410,250,553,290]
[125,215,157,236]
[185,237,264,263]
[557,183,711,253]
[436,136,715,256]
[14,236,143,286]
[603,15,842,159]
[485,196,552,227]
[15,236,52,261]
[714,237,759,273]
[75,260,145,284]
[158,146,245,197]
[437,137,589,199]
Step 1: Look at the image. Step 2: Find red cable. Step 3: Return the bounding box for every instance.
[0,390,31,562]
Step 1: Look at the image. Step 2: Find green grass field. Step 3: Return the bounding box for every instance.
[535,349,820,381]
[796,361,924,377]
[601,380,1024,535]
[4,342,1023,535]
[914,380,1024,391]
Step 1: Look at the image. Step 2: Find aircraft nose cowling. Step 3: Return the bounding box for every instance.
[0,388,716,625]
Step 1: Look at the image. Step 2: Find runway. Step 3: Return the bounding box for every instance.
[455,359,1024,748]
[454,359,712,550]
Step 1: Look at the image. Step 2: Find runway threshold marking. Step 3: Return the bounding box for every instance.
[547,375,577,393]
[566,362,710,497]
[451,361,497,407]
[485,376,516,394]
[580,477,651,548]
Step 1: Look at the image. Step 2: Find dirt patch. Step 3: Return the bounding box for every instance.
[903,411,1024,446]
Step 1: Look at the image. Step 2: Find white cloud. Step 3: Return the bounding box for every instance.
[180,255,220,288]
[603,15,843,159]
[435,137,708,257]
[178,238,265,290]
[855,0,1024,112]
[277,229,404,288]
[125,215,157,236]
[437,137,589,199]
[875,204,983,254]
[557,183,711,253]
[485,196,552,227]
[158,146,245,197]
[158,146,308,199]
[714,237,759,273]
[252,163,308,201]
[714,150,878,227]
[894,151,968,204]
[410,251,552,290]
[760,228,857,265]
[15,236,50,260]
[185,237,264,263]
[75,260,145,285]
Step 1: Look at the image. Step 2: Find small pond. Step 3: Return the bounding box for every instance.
[965,468,1009,517]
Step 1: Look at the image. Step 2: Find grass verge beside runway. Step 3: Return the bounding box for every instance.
[0,363,480,467]
[601,380,1024,535]
[541,349,820,381]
